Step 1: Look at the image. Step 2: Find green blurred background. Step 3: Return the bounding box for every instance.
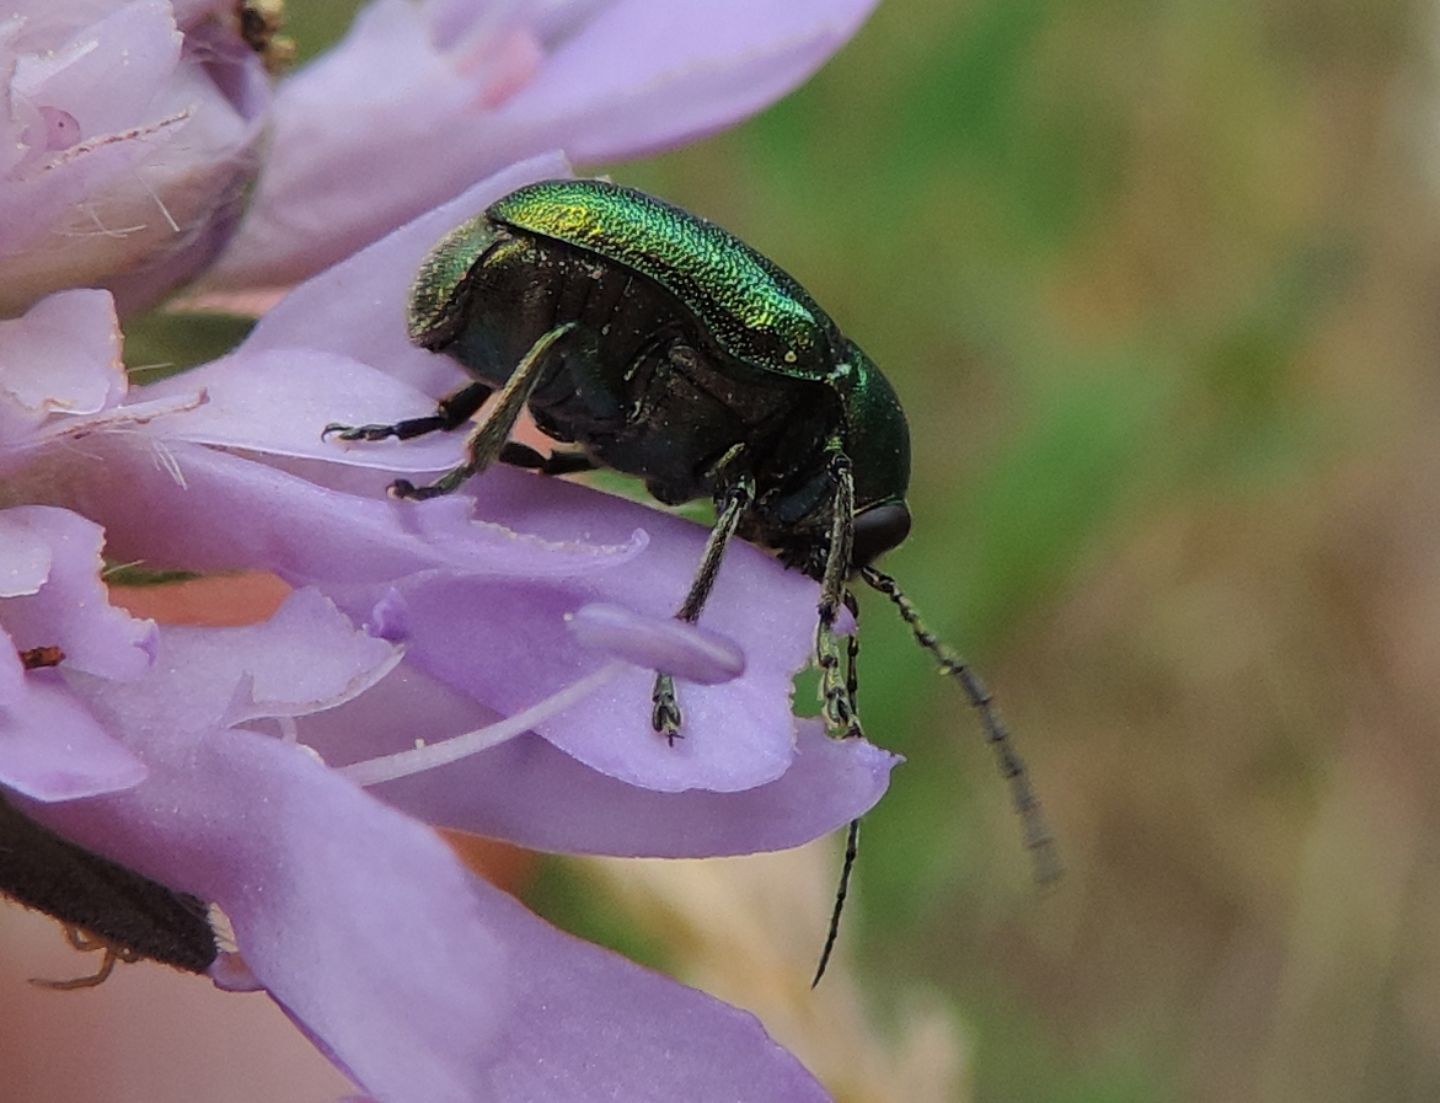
[267,2,1440,1099]
[627,5,1437,1100]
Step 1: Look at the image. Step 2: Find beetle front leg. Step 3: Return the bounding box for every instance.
[323,380,493,443]
[815,447,864,740]
[651,463,755,743]
[391,322,578,500]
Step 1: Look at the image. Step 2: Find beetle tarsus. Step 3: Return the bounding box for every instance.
[388,470,475,500]
[324,419,434,443]
[324,381,495,446]
[388,478,444,501]
[650,675,684,744]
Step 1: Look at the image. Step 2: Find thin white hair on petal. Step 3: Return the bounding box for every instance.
[70,203,146,240]
[131,166,181,234]
[99,558,146,578]
[148,436,187,488]
[340,661,625,787]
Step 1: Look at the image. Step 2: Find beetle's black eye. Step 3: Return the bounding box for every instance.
[851,501,911,567]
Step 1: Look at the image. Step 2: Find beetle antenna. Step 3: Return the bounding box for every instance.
[859,565,1062,884]
[812,817,860,988]
[813,593,865,988]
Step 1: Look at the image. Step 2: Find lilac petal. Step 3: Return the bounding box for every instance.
[0,627,20,706]
[0,511,51,597]
[14,436,645,586]
[336,508,812,794]
[434,720,893,857]
[102,15,271,316]
[206,0,543,289]
[0,674,147,801]
[207,0,874,290]
[16,599,511,1102]
[435,471,817,792]
[19,729,511,1103]
[179,589,401,726]
[21,603,832,1101]
[16,433,813,796]
[569,602,745,685]
[142,349,470,474]
[10,2,183,138]
[1,2,267,315]
[94,429,813,793]
[72,588,400,736]
[490,0,880,163]
[239,151,572,401]
[0,289,124,436]
[471,874,833,1102]
[304,662,897,857]
[0,507,157,682]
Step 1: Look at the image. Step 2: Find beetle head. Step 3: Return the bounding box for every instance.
[836,341,911,567]
[851,499,912,568]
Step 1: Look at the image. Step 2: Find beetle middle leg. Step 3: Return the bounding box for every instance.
[391,322,578,500]
[651,455,755,743]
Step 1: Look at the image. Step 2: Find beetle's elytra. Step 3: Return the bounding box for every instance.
[325,178,1057,979]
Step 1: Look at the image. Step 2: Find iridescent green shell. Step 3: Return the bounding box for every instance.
[408,215,504,348]
[487,179,839,377]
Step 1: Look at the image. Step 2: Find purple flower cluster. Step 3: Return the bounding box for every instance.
[0,2,891,1099]
[0,1,268,315]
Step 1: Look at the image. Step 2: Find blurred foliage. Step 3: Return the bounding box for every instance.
[141,1,1440,1099]
[124,312,255,382]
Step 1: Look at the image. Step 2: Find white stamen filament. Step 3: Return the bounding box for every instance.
[339,662,625,787]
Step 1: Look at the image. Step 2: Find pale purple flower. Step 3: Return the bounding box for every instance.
[12,153,896,823]
[0,2,269,315]
[206,0,880,291]
[0,1,895,1098]
[0,215,894,1097]
[0,501,150,802]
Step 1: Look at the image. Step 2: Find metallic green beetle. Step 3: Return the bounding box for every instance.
[329,179,920,731]
[326,180,1055,953]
